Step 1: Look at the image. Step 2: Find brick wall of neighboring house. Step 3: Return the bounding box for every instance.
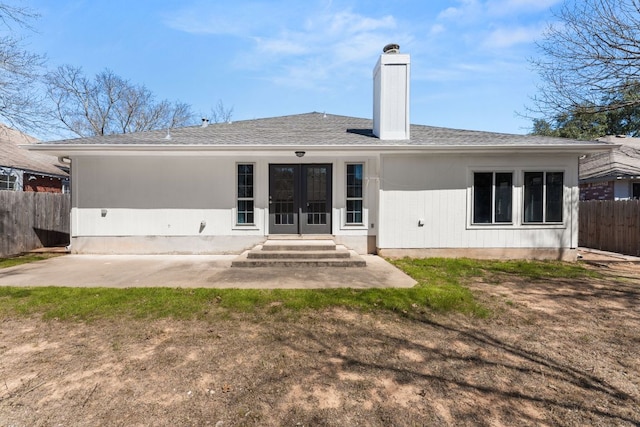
[23,173,64,193]
[580,180,614,200]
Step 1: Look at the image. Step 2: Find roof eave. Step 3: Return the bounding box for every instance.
[25,142,614,156]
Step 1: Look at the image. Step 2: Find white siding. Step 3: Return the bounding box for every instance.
[71,154,376,246]
[72,156,259,237]
[372,53,410,140]
[378,153,580,250]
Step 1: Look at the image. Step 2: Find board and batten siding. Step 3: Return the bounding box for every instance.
[377,153,579,259]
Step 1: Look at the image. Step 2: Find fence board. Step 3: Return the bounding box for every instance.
[579,200,640,256]
[0,192,70,257]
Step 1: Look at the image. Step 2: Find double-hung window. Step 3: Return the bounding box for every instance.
[346,164,364,224]
[523,171,564,223]
[0,172,16,191]
[472,172,513,224]
[237,164,254,225]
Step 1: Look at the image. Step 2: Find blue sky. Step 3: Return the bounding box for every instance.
[19,0,561,138]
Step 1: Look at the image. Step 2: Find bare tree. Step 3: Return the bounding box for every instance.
[45,65,195,137]
[0,3,46,131]
[530,0,640,118]
[113,83,193,133]
[209,99,233,123]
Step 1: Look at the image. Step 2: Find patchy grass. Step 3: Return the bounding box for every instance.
[0,253,63,269]
[481,259,602,280]
[391,257,601,282]
[0,285,488,321]
[0,258,599,321]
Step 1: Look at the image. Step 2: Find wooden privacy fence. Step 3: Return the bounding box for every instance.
[579,200,640,256]
[0,191,70,258]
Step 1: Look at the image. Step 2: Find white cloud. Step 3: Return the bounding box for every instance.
[437,0,482,21]
[431,0,555,55]
[164,1,412,90]
[164,2,291,36]
[482,25,545,48]
[233,8,407,88]
[322,11,396,35]
[486,0,562,16]
[436,0,560,22]
[253,35,309,55]
[165,8,244,35]
[429,24,445,36]
[164,0,548,93]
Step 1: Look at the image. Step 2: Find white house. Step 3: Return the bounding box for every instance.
[28,45,611,260]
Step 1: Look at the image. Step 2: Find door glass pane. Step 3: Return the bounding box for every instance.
[495,172,512,223]
[545,172,563,222]
[274,167,295,225]
[524,172,544,223]
[473,172,492,223]
[306,166,327,225]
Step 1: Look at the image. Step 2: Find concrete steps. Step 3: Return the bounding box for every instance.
[232,238,366,268]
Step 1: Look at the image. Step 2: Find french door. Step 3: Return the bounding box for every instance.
[269,164,332,234]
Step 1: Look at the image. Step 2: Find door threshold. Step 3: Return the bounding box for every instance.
[267,235,335,240]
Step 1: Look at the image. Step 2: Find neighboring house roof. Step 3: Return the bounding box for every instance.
[580,135,640,181]
[0,124,68,176]
[29,112,612,154]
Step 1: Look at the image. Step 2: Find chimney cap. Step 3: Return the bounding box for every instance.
[382,43,400,54]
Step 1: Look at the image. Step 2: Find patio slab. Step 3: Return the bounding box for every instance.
[0,254,417,289]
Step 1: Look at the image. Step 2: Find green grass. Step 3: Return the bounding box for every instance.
[480,259,602,280]
[0,253,62,269]
[0,257,599,321]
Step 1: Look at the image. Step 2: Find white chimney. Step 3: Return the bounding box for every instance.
[373,43,410,140]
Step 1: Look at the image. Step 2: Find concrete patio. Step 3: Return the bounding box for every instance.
[0,254,417,289]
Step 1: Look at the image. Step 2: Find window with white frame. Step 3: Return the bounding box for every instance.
[0,172,17,190]
[346,163,363,224]
[237,164,254,224]
[472,172,513,224]
[523,171,564,223]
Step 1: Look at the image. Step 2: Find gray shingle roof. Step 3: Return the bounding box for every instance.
[0,124,68,176]
[580,136,640,180]
[39,112,610,148]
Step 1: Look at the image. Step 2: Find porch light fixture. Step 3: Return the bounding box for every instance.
[295,151,305,158]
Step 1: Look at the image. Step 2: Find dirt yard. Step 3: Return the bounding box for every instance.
[1,262,639,426]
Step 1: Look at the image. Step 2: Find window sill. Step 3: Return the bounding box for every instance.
[467,223,566,230]
[521,222,566,228]
[232,224,259,231]
[341,224,367,230]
